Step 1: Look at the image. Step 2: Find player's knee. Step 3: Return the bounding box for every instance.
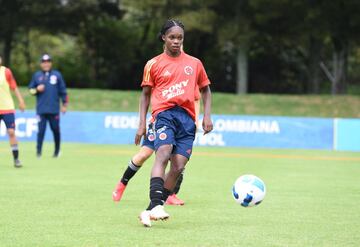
[158,155,171,165]
[134,152,151,165]
[7,129,15,137]
[156,146,172,164]
[171,164,185,176]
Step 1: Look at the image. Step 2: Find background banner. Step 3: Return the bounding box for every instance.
[335,118,360,151]
[0,111,358,151]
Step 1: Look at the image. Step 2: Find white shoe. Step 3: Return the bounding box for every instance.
[139,210,151,227]
[149,205,169,221]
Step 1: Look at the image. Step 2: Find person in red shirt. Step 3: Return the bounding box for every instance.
[136,20,213,227]
[0,56,26,167]
[112,45,201,206]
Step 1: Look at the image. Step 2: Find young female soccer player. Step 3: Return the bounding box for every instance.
[112,46,202,206]
[136,20,213,227]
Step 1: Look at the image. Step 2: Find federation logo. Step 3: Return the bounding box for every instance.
[159,133,167,140]
[184,66,193,75]
[50,75,57,85]
[148,134,155,142]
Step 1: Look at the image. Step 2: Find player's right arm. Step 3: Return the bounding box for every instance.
[135,59,156,145]
[135,86,151,145]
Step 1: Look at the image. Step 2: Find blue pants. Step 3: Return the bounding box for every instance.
[154,106,196,159]
[37,114,60,155]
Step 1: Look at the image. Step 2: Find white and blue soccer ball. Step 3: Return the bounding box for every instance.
[232,174,266,207]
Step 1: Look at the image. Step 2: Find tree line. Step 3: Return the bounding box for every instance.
[0,0,359,94]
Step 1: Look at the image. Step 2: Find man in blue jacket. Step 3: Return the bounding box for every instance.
[28,54,68,157]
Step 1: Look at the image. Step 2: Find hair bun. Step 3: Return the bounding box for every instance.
[158,19,185,42]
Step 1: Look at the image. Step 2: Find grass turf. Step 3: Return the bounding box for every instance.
[0,143,359,247]
[18,88,360,118]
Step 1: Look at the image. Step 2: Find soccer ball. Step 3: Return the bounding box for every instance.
[232,174,266,207]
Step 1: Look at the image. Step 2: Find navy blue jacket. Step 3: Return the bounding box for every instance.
[28,70,68,114]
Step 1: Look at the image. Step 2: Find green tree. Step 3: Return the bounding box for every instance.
[248,0,360,94]
[79,16,140,88]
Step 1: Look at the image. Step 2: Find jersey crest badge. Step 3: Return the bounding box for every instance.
[184,66,193,75]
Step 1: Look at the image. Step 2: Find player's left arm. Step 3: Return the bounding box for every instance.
[13,88,26,112]
[6,68,25,111]
[58,73,68,113]
[197,60,213,134]
[200,85,213,135]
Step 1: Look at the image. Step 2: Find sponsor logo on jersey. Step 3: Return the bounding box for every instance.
[162,79,189,100]
[184,66,193,75]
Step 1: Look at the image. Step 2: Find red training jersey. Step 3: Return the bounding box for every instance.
[141,52,210,121]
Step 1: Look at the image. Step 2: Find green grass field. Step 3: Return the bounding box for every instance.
[18,88,360,118]
[1,142,359,247]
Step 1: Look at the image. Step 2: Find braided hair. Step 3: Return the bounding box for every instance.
[158,19,185,42]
